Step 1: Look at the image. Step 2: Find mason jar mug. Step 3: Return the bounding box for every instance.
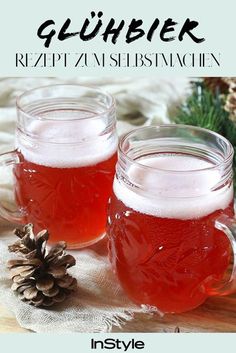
[107,125,236,313]
[0,84,118,249]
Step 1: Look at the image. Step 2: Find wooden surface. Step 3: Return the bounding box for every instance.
[1,293,236,333]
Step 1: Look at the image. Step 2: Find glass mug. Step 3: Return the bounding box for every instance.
[0,84,118,249]
[107,125,236,313]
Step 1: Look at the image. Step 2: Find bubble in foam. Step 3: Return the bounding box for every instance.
[16,117,117,168]
[114,154,233,220]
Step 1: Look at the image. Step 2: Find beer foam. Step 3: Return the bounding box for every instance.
[16,117,117,168]
[114,154,233,219]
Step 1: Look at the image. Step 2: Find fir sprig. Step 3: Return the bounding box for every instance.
[175,81,236,186]
[175,82,228,132]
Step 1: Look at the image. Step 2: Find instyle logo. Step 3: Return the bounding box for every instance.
[91,338,145,351]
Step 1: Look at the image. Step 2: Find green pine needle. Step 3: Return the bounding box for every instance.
[175,83,227,132]
[175,81,236,186]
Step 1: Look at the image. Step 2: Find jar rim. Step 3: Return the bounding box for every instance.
[118,124,234,174]
[16,83,116,122]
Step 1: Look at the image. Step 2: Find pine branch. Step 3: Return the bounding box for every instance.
[175,81,236,186]
[175,82,228,132]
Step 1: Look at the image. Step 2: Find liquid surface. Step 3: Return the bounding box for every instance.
[114,154,233,219]
[16,117,117,168]
[108,154,234,313]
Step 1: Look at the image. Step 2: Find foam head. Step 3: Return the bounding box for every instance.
[16,111,117,168]
[114,154,233,219]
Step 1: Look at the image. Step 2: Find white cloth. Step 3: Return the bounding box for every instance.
[0,77,189,332]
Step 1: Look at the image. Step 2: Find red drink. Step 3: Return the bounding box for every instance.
[14,112,117,248]
[14,152,117,246]
[107,154,234,313]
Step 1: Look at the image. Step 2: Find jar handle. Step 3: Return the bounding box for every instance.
[0,150,25,223]
[212,215,236,295]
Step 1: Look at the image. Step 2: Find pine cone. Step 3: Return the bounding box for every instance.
[7,224,77,307]
[225,87,236,123]
[203,77,229,94]
[223,77,236,89]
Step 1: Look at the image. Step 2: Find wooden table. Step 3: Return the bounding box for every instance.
[1,293,236,333]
